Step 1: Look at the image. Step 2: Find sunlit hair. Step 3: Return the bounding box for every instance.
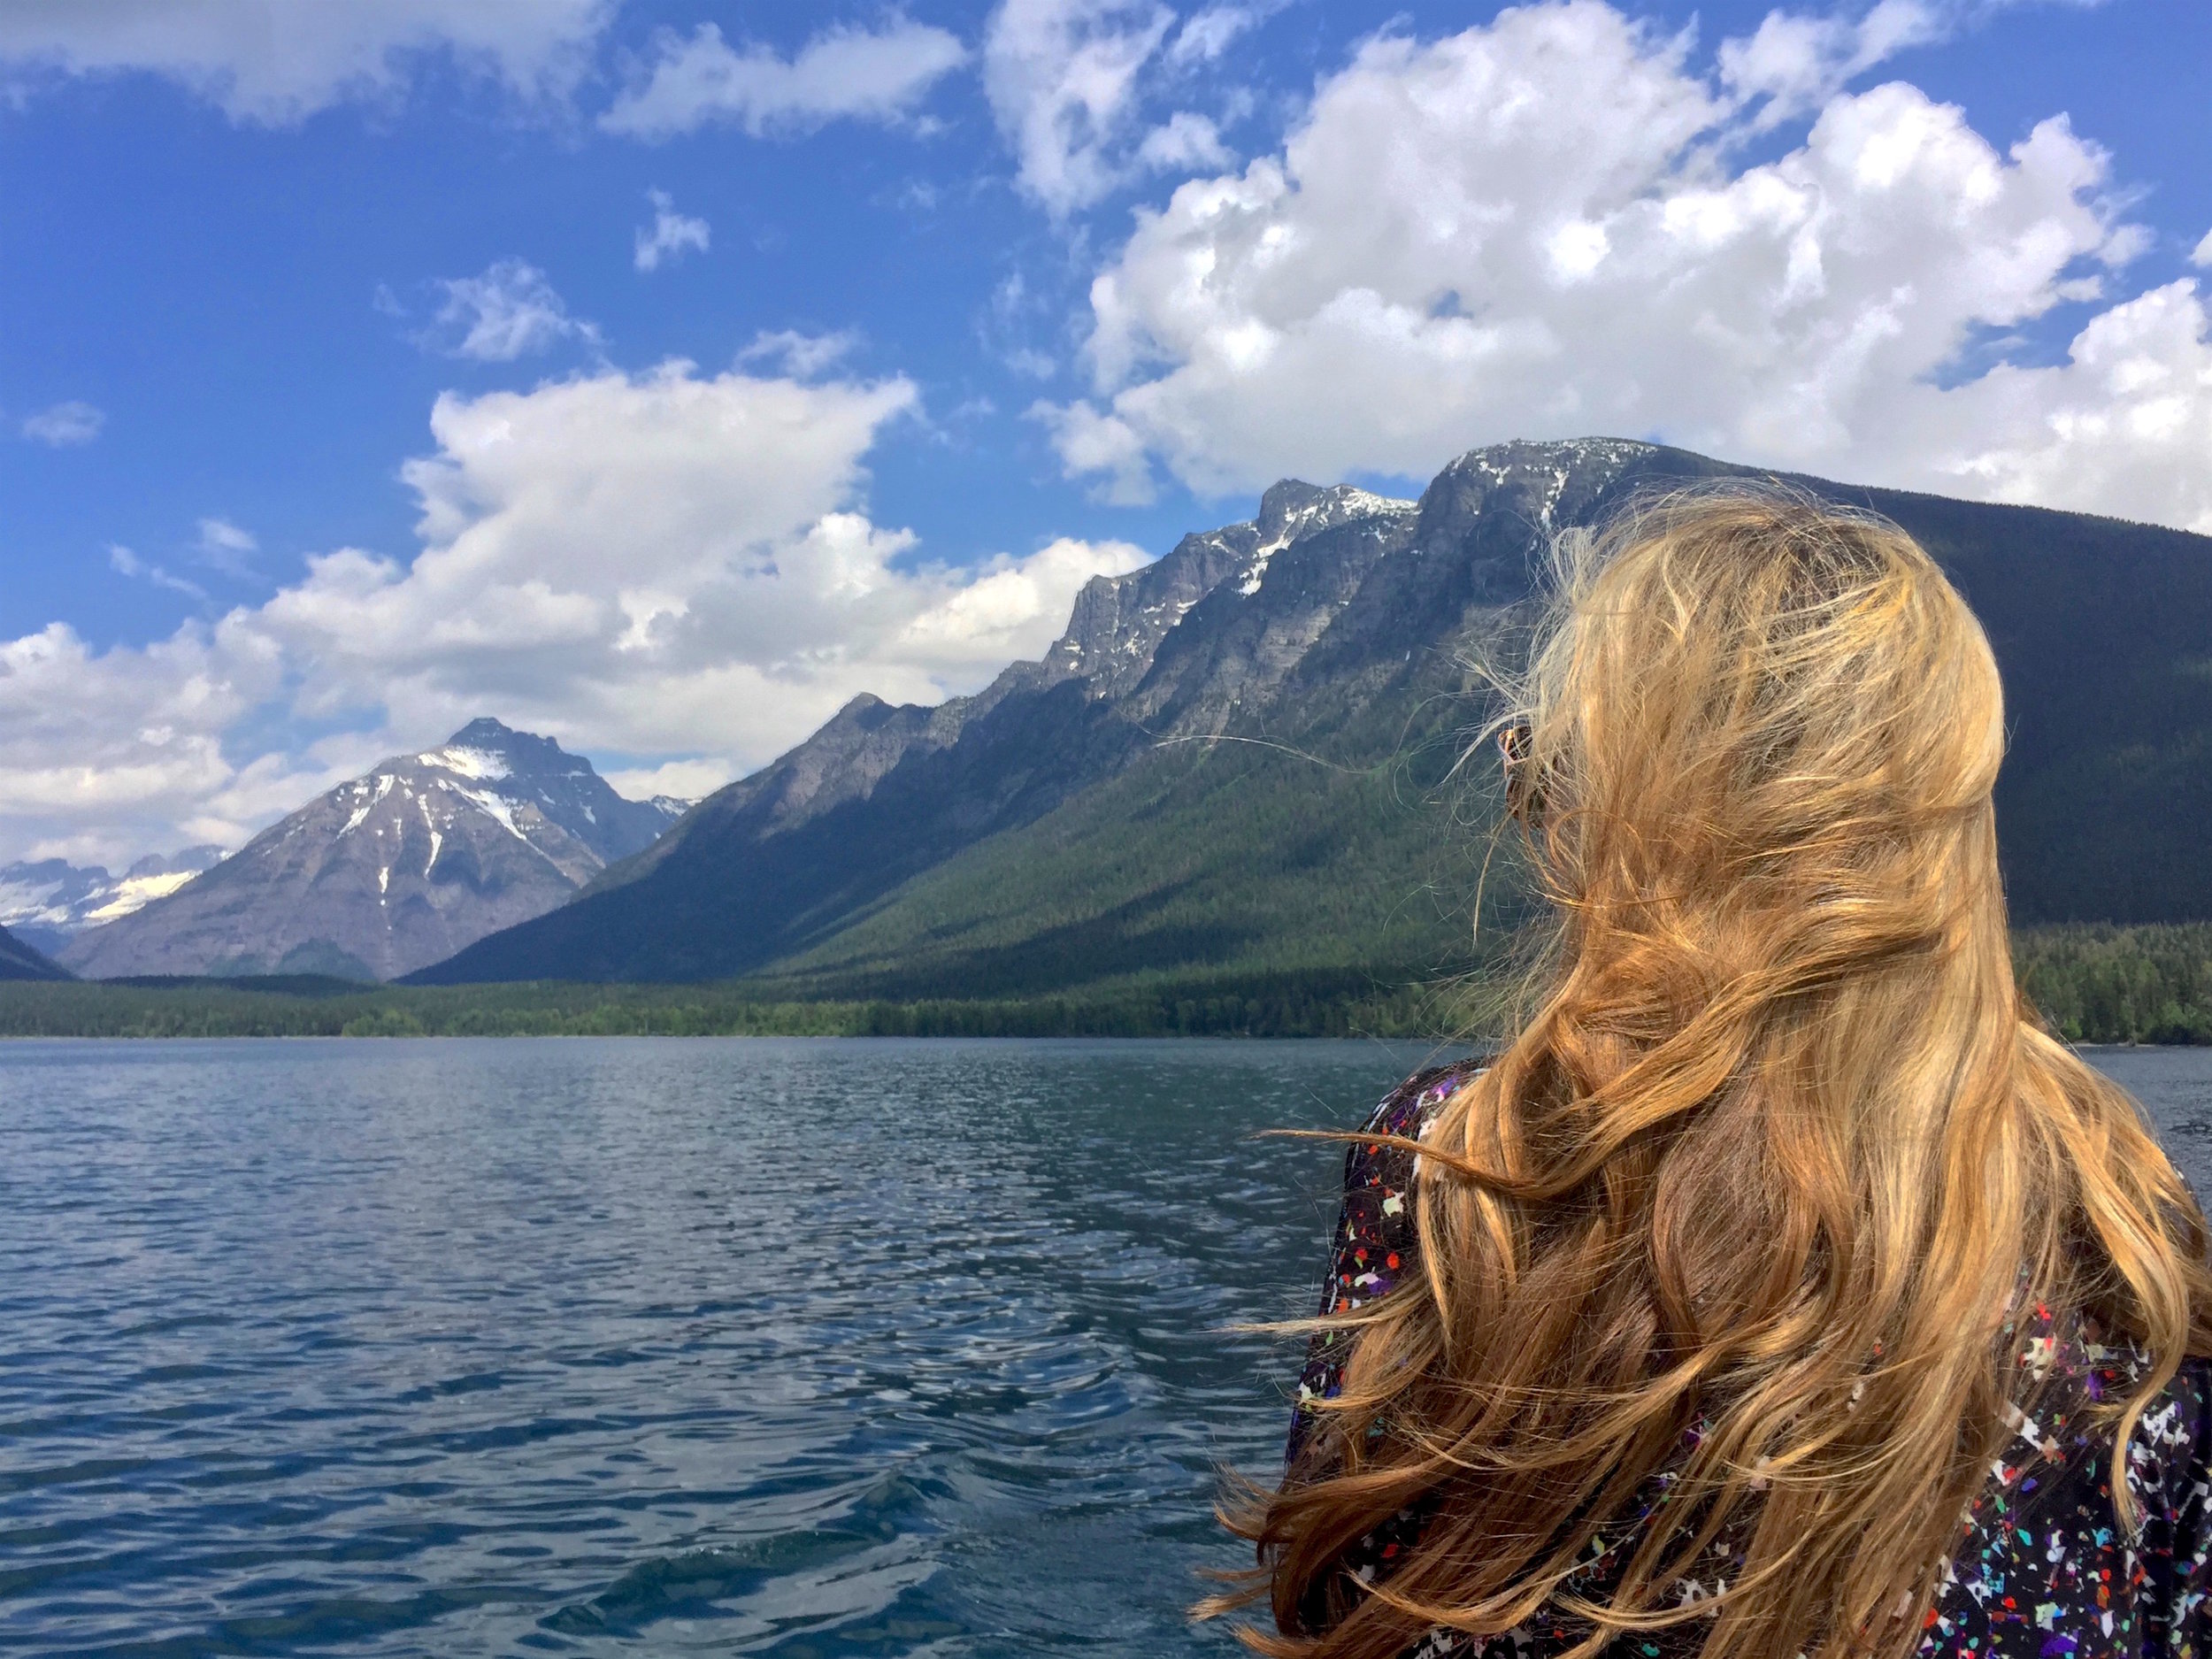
[1206,489,2212,1659]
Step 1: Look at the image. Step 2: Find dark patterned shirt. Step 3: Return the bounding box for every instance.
[1290,1064,2212,1659]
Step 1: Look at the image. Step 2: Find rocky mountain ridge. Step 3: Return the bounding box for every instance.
[0,846,227,958]
[415,435,2212,989]
[62,719,685,981]
[411,440,1686,983]
[588,477,1426,901]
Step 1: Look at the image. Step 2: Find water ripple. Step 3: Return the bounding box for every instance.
[0,1037,1436,1656]
[10,1038,2198,1656]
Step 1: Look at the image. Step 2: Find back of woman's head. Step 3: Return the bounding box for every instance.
[1220,489,2212,1659]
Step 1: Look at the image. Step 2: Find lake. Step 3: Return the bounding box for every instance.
[5,1039,2212,1657]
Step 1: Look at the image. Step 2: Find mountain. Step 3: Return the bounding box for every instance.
[412,440,2212,991]
[0,847,227,958]
[61,719,685,981]
[0,922,71,981]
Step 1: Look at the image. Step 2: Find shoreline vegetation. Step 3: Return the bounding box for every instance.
[0,924,2207,1041]
[0,964,1446,1041]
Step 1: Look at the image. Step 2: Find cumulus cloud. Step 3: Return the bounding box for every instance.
[988,0,1248,215]
[602,19,967,140]
[1718,0,1952,127]
[430,259,598,361]
[1134,109,1229,173]
[634,188,710,273]
[0,362,1152,864]
[1044,0,2212,530]
[21,400,104,446]
[894,534,1150,658]
[1915,281,2212,532]
[1030,399,1156,503]
[600,757,733,804]
[0,0,611,124]
[0,612,296,865]
[1720,1,2106,129]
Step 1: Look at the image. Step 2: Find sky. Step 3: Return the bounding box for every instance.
[2,0,2208,869]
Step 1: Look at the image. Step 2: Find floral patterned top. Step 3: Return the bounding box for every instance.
[1290,1063,2212,1659]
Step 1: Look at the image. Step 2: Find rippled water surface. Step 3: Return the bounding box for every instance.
[8,1039,2212,1657]
[0,1037,1457,1656]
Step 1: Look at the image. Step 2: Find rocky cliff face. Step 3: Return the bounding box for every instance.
[413,434,2212,987]
[587,478,1426,906]
[61,719,684,981]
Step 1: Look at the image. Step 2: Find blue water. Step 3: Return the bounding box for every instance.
[0,1038,1449,1656]
[6,1039,2212,1658]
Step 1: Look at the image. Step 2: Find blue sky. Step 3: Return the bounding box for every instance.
[2,0,2208,866]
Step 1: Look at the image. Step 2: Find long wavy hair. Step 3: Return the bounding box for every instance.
[1210,490,2212,1659]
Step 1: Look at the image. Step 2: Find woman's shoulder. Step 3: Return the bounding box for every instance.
[1292,1058,1491,1456]
[1992,1310,2212,1525]
[1342,1057,1486,1188]
[1361,1056,1486,1140]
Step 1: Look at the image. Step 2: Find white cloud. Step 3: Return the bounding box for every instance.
[21,400,104,446]
[984,0,1175,215]
[1135,109,1229,173]
[1030,399,1156,503]
[634,188,710,273]
[0,614,295,866]
[600,757,732,803]
[895,534,1149,658]
[2193,227,2212,269]
[1046,0,2212,530]
[0,0,611,124]
[431,259,598,361]
[194,516,258,577]
[982,0,1258,214]
[111,545,208,603]
[0,361,1153,864]
[1166,5,1265,67]
[739,328,859,379]
[1718,0,1951,127]
[602,19,967,140]
[1719,1,2109,129]
[1916,281,2212,531]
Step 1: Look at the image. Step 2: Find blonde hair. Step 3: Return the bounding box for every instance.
[1213,489,2212,1659]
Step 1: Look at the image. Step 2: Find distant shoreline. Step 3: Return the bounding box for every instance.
[2,922,2208,1043]
[0,969,1453,1041]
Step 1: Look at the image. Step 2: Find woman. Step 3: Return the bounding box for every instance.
[1209,493,2212,1659]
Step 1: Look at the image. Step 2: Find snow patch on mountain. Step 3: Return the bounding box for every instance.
[1238,483,1417,595]
[419,745,512,781]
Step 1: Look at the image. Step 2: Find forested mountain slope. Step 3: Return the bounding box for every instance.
[413,441,2212,989]
[0,923,71,981]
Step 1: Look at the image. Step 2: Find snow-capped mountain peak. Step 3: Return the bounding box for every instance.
[57,719,685,981]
